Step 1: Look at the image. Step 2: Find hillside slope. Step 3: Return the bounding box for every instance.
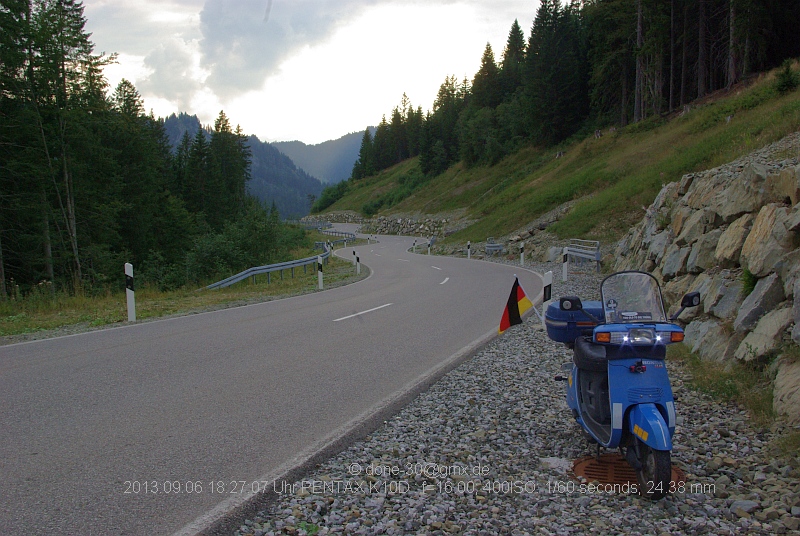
[325,67,800,245]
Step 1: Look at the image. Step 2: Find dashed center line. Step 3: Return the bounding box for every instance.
[431,266,441,270]
[333,303,393,322]
[440,277,449,285]
[398,259,409,262]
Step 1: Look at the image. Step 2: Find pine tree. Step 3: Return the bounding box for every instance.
[500,20,527,100]
[471,43,502,109]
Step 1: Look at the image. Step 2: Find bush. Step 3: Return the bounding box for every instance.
[776,60,799,94]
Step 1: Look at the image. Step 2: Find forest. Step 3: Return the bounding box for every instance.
[315,0,800,212]
[0,0,308,295]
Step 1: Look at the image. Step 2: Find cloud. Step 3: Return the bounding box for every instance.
[137,38,205,111]
[198,0,379,99]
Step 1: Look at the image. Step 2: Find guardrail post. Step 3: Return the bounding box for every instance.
[596,249,602,273]
[542,270,553,329]
[125,262,135,322]
[317,256,323,289]
[562,247,569,282]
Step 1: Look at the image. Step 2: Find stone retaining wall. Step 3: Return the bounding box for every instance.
[613,132,800,423]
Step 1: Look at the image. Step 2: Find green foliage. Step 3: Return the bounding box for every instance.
[668,343,775,426]
[741,268,758,296]
[775,60,799,94]
[312,180,349,213]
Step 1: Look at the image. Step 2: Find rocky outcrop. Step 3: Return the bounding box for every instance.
[614,132,800,423]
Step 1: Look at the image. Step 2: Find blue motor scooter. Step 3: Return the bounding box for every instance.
[545,271,700,499]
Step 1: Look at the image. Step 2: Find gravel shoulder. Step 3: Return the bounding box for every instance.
[232,260,800,536]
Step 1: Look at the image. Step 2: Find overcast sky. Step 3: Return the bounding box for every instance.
[84,0,539,145]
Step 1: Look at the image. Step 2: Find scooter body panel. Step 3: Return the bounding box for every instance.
[567,356,675,449]
[627,403,673,451]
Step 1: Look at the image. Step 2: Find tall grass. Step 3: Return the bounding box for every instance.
[0,246,364,338]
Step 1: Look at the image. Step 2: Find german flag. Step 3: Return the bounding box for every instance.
[499,277,534,334]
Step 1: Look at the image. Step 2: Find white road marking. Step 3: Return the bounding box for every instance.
[440,277,449,285]
[333,303,393,322]
[431,266,441,270]
[375,253,381,257]
[398,259,409,262]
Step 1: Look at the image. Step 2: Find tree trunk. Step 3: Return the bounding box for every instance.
[59,115,81,284]
[621,64,629,127]
[41,188,55,285]
[634,0,644,122]
[669,0,676,111]
[680,3,689,106]
[0,231,6,300]
[727,0,737,88]
[698,0,707,98]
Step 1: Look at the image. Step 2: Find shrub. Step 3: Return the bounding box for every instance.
[776,60,799,94]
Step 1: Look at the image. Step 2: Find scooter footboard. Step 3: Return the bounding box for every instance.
[628,404,672,450]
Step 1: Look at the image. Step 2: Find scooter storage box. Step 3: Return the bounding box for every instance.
[545,301,603,343]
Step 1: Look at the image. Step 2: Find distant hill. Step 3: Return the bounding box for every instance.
[163,113,323,219]
[273,127,375,184]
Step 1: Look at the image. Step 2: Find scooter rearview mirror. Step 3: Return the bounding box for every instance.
[559,296,583,311]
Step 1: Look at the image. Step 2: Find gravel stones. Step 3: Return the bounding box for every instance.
[233,260,800,536]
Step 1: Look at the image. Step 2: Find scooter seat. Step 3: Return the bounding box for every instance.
[574,336,607,372]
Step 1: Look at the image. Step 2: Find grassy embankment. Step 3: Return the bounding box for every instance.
[0,232,367,338]
[328,64,800,244]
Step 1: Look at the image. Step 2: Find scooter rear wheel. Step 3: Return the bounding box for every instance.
[635,441,671,500]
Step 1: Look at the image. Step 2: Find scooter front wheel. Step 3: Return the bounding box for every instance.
[635,441,671,500]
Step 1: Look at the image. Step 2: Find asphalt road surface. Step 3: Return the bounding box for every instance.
[0,228,542,535]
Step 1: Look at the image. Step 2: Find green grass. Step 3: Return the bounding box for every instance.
[668,343,775,427]
[325,61,800,246]
[0,238,366,338]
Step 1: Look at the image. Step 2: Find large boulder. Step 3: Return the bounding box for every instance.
[740,204,797,277]
[734,273,785,332]
[794,279,800,345]
[675,209,718,247]
[774,358,800,424]
[704,274,745,321]
[687,229,723,273]
[684,319,742,362]
[707,163,770,223]
[734,307,793,361]
[662,244,692,281]
[647,230,672,265]
[766,165,800,206]
[714,213,754,267]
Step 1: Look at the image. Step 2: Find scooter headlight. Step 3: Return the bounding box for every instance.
[613,328,656,345]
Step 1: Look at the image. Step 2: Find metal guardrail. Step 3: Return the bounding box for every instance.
[485,237,503,255]
[563,239,601,277]
[206,229,359,290]
[206,248,332,290]
[286,220,333,230]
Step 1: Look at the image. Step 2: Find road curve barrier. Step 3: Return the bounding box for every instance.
[562,239,601,281]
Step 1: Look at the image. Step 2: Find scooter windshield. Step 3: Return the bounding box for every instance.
[601,271,667,324]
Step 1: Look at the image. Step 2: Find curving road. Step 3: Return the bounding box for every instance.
[0,228,542,535]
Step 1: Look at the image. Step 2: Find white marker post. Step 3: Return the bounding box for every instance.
[124,262,135,322]
[413,239,416,253]
[541,270,553,329]
[352,250,357,266]
[356,256,361,275]
[467,240,471,259]
[520,242,525,266]
[317,256,323,289]
[562,247,569,282]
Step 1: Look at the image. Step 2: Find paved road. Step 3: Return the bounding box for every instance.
[0,229,542,535]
